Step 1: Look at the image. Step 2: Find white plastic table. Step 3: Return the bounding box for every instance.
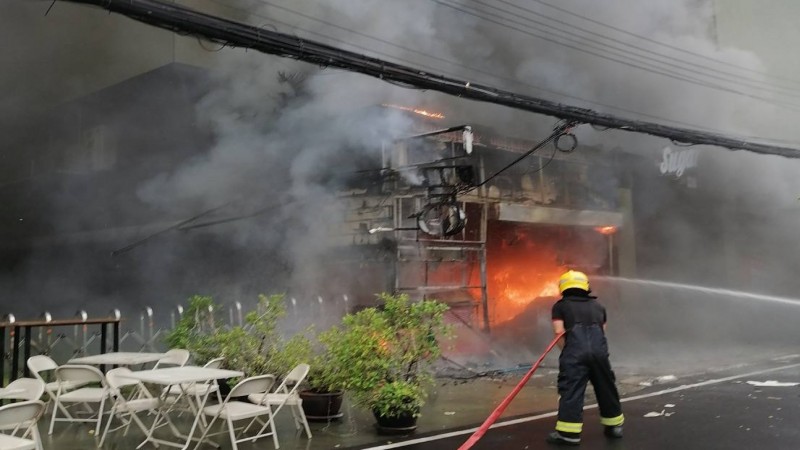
[123,366,243,450]
[68,352,166,366]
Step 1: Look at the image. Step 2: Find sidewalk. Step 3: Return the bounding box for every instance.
[38,365,646,450]
[38,345,799,449]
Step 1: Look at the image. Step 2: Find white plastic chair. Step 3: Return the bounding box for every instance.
[152,349,191,369]
[166,357,225,398]
[26,356,88,414]
[48,365,109,436]
[162,357,226,427]
[247,363,312,440]
[1,378,45,402]
[193,375,277,450]
[99,368,162,447]
[0,400,46,450]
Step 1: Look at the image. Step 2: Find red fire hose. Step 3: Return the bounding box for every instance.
[457,332,565,450]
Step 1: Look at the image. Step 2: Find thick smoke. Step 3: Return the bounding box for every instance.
[4,0,800,375]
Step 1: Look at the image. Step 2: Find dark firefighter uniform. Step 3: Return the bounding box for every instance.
[547,270,624,446]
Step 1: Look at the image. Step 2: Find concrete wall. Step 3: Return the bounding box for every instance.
[2,2,173,113]
[1,0,244,116]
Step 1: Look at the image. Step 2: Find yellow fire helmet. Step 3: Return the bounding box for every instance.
[558,270,590,293]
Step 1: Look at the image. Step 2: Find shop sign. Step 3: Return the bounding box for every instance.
[659,146,698,177]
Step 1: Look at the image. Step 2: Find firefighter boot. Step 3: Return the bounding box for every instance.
[546,431,581,446]
[604,425,623,439]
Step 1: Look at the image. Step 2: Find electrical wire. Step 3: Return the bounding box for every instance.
[524,141,559,177]
[432,0,800,112]
[111,202,233,256]
[489,0,800,95]
[196,36,226,51]
[530,0,800,87]
[62,0,800,157]
[45,0,58,15]
[208,0,776,137]
[454,120,577,198]
[209,0,799,144]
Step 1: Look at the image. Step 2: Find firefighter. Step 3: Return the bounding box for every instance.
[546,270,624,446]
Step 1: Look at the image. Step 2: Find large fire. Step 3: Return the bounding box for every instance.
[484,226,565,324]
[381,103,445,119]
[475,223,610,326]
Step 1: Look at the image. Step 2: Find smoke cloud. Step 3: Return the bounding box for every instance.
[3,0,800,375]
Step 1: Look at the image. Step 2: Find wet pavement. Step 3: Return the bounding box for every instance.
[32,351,800,449]
[352,356,800,450]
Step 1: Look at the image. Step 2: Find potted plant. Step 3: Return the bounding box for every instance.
[369,380,425,431]
[297,332,350,421]
[320,293,452,433]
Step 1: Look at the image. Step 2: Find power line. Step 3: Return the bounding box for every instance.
[211,0,796,143]
[61,0,800,158]
[529,0,800,87]
[481,0,800,97]
[473,120,575,190]
[433,0,800,112]
[213,0,705,128]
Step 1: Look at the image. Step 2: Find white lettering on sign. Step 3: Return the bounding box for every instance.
[659,147,698,178]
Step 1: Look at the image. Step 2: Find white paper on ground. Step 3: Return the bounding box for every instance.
[746,380,799,387]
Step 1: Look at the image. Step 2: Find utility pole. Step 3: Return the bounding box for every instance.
[63,0,800,158]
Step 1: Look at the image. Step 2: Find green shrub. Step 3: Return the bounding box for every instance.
[319,293,452,418]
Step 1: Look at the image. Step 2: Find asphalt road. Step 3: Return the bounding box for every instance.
[353,358,800,450]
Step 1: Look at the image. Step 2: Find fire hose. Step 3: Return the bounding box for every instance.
[457,331,565,450]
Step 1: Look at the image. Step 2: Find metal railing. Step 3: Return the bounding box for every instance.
[1,313,120,383]
[1,294,356,383]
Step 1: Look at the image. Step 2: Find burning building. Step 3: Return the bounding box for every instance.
[326,106,633,333]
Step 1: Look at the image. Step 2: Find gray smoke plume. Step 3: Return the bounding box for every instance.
[4,0,800,374]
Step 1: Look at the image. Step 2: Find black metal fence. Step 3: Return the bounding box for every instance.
[0,314,120,383]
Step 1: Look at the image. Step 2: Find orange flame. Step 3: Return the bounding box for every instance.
[382,103,445,119]
[594,226,617,235]
[466,224,567,325]
[470,224,610,326]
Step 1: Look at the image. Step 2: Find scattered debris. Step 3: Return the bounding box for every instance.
[643,410,675,418]
[664,404,676,408]
[444,411,456,416]
[746,380,799,387]
[639,375,678,387]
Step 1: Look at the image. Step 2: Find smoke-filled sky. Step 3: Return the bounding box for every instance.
[4,0,800,330]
